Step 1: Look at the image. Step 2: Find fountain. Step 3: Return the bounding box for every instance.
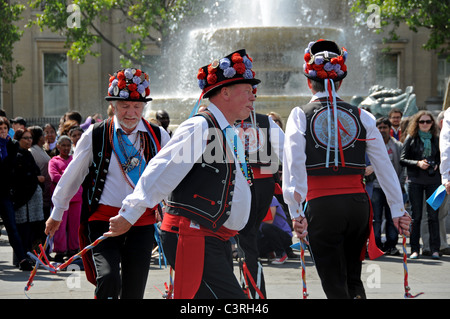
[145,0,377,128]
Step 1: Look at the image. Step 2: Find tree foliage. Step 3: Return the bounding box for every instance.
[0,1,26,83]
[351,0,450,57]
[27,0,195,68]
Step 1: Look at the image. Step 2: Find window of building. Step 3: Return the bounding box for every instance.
[437,56,450,98]
[43,53,68,116]
[376,53,399,89]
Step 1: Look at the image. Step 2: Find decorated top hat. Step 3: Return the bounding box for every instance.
[303,39,348,82]
[106,68,151,102]
[197,49,261,98]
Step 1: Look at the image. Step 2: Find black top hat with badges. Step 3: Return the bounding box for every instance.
[303,39,348,82]
[106,68,152,102]
[197,49,261,98]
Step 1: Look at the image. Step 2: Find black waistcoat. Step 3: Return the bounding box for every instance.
[166,111,237,232]
[80,117,161,222]
[301,99,366,176]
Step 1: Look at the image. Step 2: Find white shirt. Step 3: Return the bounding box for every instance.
[50,116,170,221]
[440,108,450,184]
[282,92,406,219]
[119,104,252,231]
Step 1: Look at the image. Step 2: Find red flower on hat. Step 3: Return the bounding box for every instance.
[233,62,246,74]
[341,64,347,72]
[130,91,140,100]
[117,71,125,81]
[207,73,217,85]
[312,63,324,71]
[317,70,328,79]
[231,53,243,63]
[145,87,150,96]
[109,75,115,83]
[208,64,218,74]
[197,68,206,80]
[128,83,137,92]
[328,70,338,79]
[135,69,142,77]
[118,79,127,89]
[304,52,311,62]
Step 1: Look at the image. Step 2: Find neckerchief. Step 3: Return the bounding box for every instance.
[418,130,432,158]
[112,123,146,186]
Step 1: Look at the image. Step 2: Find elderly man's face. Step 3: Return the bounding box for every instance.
[112,101,144,133]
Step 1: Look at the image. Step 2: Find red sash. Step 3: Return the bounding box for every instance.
[307,175,384,261]
[161,213,238,299]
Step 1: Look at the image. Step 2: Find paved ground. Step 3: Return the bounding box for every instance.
[1,228,449,301]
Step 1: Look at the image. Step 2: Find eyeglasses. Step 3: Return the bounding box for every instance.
[418,120,433,124]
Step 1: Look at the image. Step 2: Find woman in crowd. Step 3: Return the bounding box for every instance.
[400,111,441,259]
[0,117,33,270]
[48,135,82,262]
[43,123,58,157]
[28,126,52,219]
[12,128,45,263]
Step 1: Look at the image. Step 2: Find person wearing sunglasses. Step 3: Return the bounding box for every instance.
[400,110,441,259]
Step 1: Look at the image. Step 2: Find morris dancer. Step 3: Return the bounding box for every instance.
[282,39,412,299]
[105,49,260,299]
[45,68,169,299]
[235,111,284,298]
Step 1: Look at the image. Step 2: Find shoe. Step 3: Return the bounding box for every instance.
[19,259,34,271]
[272,253,288,265]
[388,248,400,256]
[267,251,276,262]
[439,247,450,255]
[54,253,65,263]
[422,250,431,256]
[431,252,440,260]
[410,252,419,259]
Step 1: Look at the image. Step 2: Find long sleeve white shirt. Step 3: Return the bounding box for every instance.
[50,116,170,221]
[440,108,450,184]
[282,92,406,219]
[119,104,252,231]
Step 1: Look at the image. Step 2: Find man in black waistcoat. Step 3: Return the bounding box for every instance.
[282,39,412,298]
[105,49,262,299]
[45,68,169,299]
[234,112,284,298]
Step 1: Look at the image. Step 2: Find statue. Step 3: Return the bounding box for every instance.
[353,85,418,118]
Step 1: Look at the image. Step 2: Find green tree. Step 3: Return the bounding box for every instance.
[0,1,26,83]
[27,0,196,68]
[351,0,450,58]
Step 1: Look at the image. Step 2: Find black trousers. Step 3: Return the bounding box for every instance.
[236,176,275,299]
[161,229,247,299]
[87,221,154,299]
[258,223,292,257]
[305,193,370,299]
